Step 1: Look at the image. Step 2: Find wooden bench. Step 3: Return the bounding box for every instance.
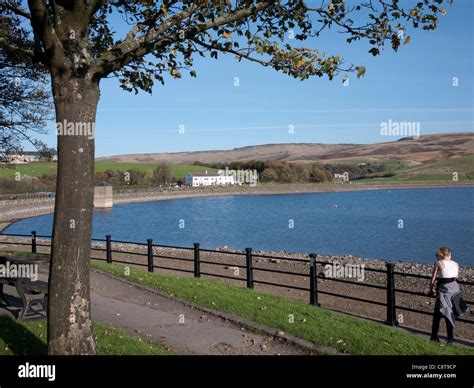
[0,277,17,304]
[16,278,48,319]
[0,277,48,319]
[0,255,48,319]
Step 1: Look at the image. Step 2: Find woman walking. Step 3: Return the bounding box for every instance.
[429,247,464,343]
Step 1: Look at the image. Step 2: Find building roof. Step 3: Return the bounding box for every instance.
[7,151,41,156]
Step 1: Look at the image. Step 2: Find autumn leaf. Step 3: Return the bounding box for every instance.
[171,70,181,78]
[356,66,366,78]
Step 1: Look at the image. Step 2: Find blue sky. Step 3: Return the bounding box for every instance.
[37,1,473,157]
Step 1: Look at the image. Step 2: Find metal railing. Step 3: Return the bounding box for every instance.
[1,231,473,329]
[0,192,55,202]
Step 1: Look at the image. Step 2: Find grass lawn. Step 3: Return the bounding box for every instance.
[91,261,474,356]
[0,317,171,356]
[0,162,216,180]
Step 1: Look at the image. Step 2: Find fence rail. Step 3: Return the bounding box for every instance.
[0,192,55,202]
[1,232,473,330]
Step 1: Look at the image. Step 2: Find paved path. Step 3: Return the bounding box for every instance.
[90,271,305,355]
[0,256,307,355]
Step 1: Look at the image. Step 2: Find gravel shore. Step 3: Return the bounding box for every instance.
[0,236,472,341]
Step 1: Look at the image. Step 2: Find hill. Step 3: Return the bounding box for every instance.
[98,132,474,166]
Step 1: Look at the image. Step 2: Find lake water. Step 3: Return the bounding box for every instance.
[4,188,474,266]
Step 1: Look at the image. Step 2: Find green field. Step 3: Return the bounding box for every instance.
[327,155,474,183]
[0,162,216,180]
[92,261,474,356]
[1,156,472,184]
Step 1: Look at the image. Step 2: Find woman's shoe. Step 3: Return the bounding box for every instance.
[430,337,441,342]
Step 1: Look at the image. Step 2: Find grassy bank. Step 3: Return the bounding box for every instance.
[91,261,474,356]
[0,162,216,180]
[355,155,474,183]
[0,317,171,356]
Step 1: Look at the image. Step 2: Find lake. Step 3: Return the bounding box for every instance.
[4,187,474,266]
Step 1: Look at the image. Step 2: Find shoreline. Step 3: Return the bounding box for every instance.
[2,180,473,224]
[1,182,473,267]
[1,236,472,340]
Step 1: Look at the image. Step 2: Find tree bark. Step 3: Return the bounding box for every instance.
[47,67,99,355]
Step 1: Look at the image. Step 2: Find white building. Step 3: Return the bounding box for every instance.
[334,172,349,181]
[3,151,57,164]
[185,171,234,187]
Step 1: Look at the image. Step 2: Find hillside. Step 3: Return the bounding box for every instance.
[98,132,474,165]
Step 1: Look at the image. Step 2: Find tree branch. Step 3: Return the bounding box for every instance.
[0,38,36,59]
[192,38,271,67]
[27,0,59,60]
[3,0,32,20]
[94,1,277,77]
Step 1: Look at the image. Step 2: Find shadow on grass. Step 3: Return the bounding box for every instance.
[0,316,46,355]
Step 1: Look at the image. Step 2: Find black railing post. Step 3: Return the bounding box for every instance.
[309,253,320,306]
[385,262,398,326]
[106,235,112,264]
[193,243,201,278]
[245,247,254,289]
[147,239,154,272]
[31,231,37,254]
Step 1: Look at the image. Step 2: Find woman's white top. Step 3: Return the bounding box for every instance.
[438,260,459,278]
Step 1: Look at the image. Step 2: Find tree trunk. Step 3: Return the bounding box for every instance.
[47,70,99,355]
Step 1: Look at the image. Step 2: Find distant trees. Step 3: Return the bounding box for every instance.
[152,163,176,186]
[194,159,333,183]
[323,163,389,180]
[192,159,396,183]
[38,147,57,162]
[95,169,147,187]
[259,160,332,183]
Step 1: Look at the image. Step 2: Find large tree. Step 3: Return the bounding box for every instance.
[1,0,450,354]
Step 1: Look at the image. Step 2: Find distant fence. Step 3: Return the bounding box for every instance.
[1,231,473,330]
[0,192,55,202]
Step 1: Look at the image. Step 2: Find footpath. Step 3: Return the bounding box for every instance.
[90,270,309,355]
